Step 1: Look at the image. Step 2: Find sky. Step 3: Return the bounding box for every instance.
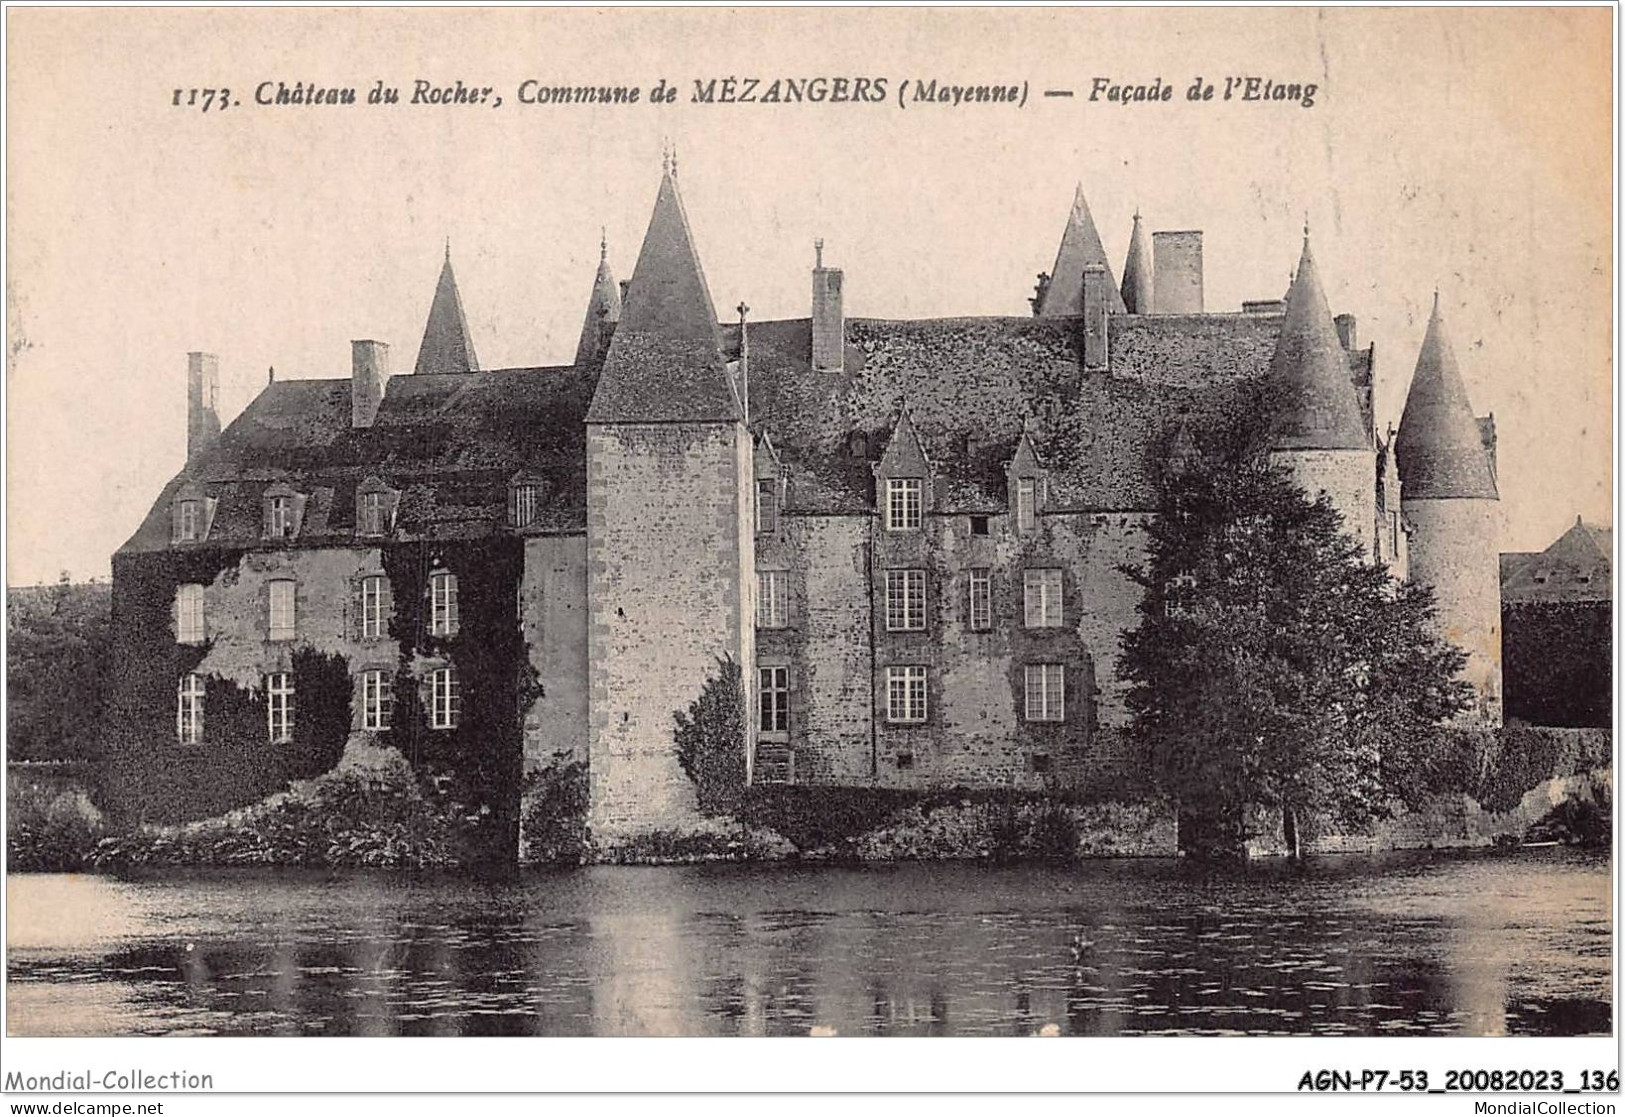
[5,7,1613,585]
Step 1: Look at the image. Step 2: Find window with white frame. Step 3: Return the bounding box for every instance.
[510,484,540,528]
[885,569,926,631]
[177,499,201,542]
[756,479,779,534]
[886,478,922,531]
[430,666,460,729]
[886,665,928,723]
[266,672,295,743]
[361,575,387,639]
[1016,478,1037,531]
[360,669,393,731]
[176,673,205,744]
[359,491,387,535]
[759,665,789,734]
[968,568,992,632]
[1024,663,1065,722]
[268,580,296,641]
[757,570,788,628]
[429,571,459,637]
[268,495,294,539]
[176,583,206,644]
[1023,568,1063,628]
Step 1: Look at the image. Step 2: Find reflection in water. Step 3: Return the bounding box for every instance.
[5,848,1611,1037]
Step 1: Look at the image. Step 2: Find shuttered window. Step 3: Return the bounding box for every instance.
[176,584,206,644]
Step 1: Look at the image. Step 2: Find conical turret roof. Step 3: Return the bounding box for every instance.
[586,167,740,423]
[573,235,622,368]
[1036,183,1126,317]
[1121,212,1154,314]
[1266,236,1369,451]
[1395,295,1498,500]
[414,249,480,375]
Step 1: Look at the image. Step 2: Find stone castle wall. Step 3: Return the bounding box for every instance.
[1271,448,1378,558]
[585,421,754,840]
[519,534,590,772]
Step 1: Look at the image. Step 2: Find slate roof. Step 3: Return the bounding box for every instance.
[1266,239,1372,451]
[119,367,589,554]
[1395,296,1499,501]
[414,254,481,375]
[1036,184,1127,318]
[732,313,1278,514]
[586,170,741,424]
[1501,516,1613,604]
[1120,213,1154,315]
[574,245,622,369]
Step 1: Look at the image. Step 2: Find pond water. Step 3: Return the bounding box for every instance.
[5,847,1611,1037]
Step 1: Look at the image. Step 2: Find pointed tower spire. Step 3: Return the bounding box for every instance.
[1266,235,1368,450]
[574,231,623,369]
[1036,183,1126,317]
[586,163,740,422]
[1394,295,1499,499]
[413,249,480,375]
[1121,210,1154,314]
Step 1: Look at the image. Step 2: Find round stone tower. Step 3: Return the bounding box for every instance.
[1395,295,1502,724]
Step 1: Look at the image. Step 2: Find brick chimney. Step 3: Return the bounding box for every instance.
[187,351,221,460]
[351,340,390,428]
[1152,231,1204,314]
[812,239,844,373]
[1334,313,1358,351]
[1082,264,1110,372]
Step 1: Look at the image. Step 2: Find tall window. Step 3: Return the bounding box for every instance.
[268,496,294,538]
[177,500,201,542]
[968,569,992,632]
[361,575,387,639]
[1016,478,1037,531]
[429,572,459,637]
[266,672,295,743]
[886,478,922,531]
[430,667,460,729]
[885,569,926,631]
[176,583,206,644]
[1025,663,1065,722]
[1023,568,1063,628]
[758,570,788,628]
[510,484,540,528]
[268,580,296,641]
[360,670,393,731]
[176,673,205,744]
[886,665,928,723]
[759,665,790,734]
[756,479,779,534]
[359,491,386,535]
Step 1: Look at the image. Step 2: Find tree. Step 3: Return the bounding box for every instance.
[1119,455,1473,858]
[6,578,113,763]
[673,654,747,816]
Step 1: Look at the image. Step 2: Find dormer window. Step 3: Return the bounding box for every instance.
[355,477,399,538]
[1016,479,1037,531]
[510,483,541,528]
[756,479,779,534]
[263,484,307,542]
[886,479,923,531]
[269,496,294,538]
[170,487,218,545]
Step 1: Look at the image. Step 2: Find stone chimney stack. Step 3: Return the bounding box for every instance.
[1334,313,1358,351]
[1152,231,1204,314]
[187,351,221,460]
[811,239,844,373]
[351,340,390,428]
[1081,264,1110,372]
